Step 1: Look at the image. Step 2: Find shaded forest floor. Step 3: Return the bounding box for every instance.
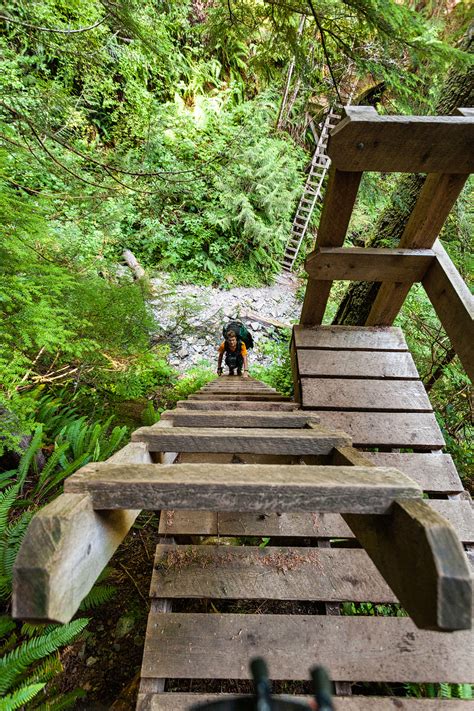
[56,513,160,710]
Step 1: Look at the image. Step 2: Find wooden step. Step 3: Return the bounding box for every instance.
[136,693,470,711]
[176,400,299,411]
[158,499,474,543]
[297,349,418,379]
[141,613,473,682]
[65,462,420,512]
[189,393,290,401]
[301,378,432,412]
[131,425,350,454]
[150,544,395,603]
[293,325,408,351]
[160,409,320,428]
[314,411,444,449]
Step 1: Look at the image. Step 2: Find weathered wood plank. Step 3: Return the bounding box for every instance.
[297,349,419,379]
[131,425,350,455]
[366,174,468,327]
[158,501,474,542]
[311,411,445,449]
[176,400,299,411]
[328,107,474,173]
[300,167,362,325]
[301,378,432,412]
[305,247,434,282]
[13,441,151,623]
[150,545,395,602]
[293,325,408,351]
[141,613,474,682]
[423,241,474,382]
[137,693,473,711]
[360,452,463,494]
[345,499,472,630]
[64,463,421,513]
[161,410,320,428]
[189,393,290,401]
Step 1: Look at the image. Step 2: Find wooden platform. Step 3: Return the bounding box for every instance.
[136,362,473,710]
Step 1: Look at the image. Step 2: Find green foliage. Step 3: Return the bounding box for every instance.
[250,331,294,397]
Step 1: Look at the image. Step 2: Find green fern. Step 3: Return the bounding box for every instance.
[0,682,46,711]
[79,584,116,610]
[31,687,87,710]
[0,617,16,639]
[0,617,88,695]
[16,427,43,490]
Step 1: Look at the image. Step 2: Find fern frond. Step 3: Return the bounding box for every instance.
[440,682,452,698]
[79,584,116,611]
[32,687,87,710]
[25,652,62,684]
[17,427,43,490]
[0,682,45,710]
[0,486,20,535]
[0,617,16,639]
[36,443,70,490]
[0,617,89,695]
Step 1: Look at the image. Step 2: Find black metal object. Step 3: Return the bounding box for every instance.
[190,658,334,711]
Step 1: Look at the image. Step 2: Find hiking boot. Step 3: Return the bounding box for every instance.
[229,368,235,376]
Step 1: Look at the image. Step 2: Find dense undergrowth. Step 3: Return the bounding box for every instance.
[1,0,473,706]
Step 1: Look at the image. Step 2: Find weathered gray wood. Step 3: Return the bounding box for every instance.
[423,241,474,382]
[150,544,395,602]
[141,613,474,681]
[345,499,472,631]
[137,693,472,711]
[176,400,299,411]
[305,247,434,282]
[131,425,350,454]
[328,107,474,173]
[158,501,474,542]
[297,349,419,379]
[189,393,290,401]
[301,378,432,412]
[300,167,362,325]
[366,173,468,326]
[360,452,463,494]
[311,411,445,449]
[13,441,150,623]
[293,325,408,351]
[161,410,320,428]
[64,463,421,513]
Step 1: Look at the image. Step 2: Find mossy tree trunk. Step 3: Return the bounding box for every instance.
[333,40,474,326]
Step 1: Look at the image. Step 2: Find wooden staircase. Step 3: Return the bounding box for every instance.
[282,108,340,272]
[12,108,474,709]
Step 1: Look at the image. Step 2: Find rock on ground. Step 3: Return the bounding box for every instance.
[149,272,302,372]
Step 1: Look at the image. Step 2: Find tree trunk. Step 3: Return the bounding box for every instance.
[333,40,473,326]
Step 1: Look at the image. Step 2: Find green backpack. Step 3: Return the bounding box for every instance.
[223,320,254,349]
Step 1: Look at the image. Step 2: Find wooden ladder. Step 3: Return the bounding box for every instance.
[282,108,340,273]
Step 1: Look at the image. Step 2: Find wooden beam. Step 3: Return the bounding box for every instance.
[328,106,474,173]
[293,324,408,351]
[162,410,320,428]
[131,425,350,455]
[366,174,468,326]
[175,400,299,411]
[301,377,432,412]
[423,241,474,382]
[297,349,419,379]
[344,501,472,631]
[305,247,434,282]
[64,463,421,513]
[141,613,474,682]
[300,168,362,325]
[12,441,151,623]
[333,446,472,631]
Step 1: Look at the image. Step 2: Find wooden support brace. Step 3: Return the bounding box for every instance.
[422,240,474,382]
[12,442,151,623]
[332,447,472,631]
[301,168,362,325]
[305,247,434,282]
[328,106,474,173]
[365,173,469,326]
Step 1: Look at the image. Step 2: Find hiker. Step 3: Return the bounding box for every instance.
[217,329,249,377]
